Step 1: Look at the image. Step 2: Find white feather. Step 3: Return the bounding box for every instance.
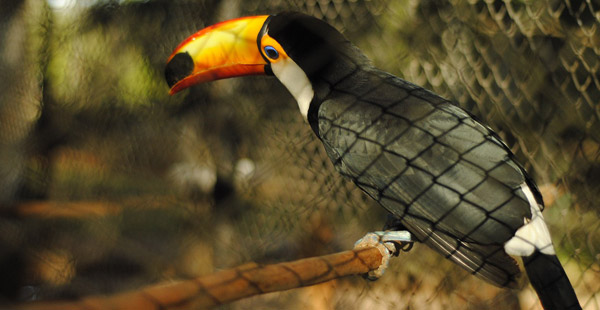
[504,183,556,256]
[270,58,314,119]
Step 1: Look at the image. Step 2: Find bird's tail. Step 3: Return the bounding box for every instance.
[523,252,581,310]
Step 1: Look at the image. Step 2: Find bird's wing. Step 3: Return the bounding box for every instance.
[318,73,533,286]
[403,217,520,287]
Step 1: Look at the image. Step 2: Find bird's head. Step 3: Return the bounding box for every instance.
[165,12,367,118]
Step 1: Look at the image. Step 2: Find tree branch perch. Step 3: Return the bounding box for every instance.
[16,247,384,310]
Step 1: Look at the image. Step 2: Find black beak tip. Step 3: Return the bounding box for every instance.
[165,52,194,88]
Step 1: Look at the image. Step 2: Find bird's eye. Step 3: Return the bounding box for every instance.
[264,46,279,60]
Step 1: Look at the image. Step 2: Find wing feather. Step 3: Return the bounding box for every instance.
[318,71,534,286]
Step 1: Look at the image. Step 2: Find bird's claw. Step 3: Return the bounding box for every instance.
[353,231,413,280]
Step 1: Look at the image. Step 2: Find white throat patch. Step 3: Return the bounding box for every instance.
[270,58,314,119]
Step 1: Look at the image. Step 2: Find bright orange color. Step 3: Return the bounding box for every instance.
[167,15,270,94]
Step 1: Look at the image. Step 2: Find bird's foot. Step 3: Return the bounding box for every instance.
[353,231,413,280]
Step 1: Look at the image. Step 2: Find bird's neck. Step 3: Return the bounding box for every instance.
[306,53,375,135]
[273,37,373,133]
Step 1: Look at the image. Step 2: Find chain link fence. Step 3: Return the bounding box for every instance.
[0,0,598,309]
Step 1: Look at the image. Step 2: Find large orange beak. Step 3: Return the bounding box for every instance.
[166,15,270,95]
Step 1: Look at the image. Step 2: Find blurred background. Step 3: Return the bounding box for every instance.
[0,0,599,309]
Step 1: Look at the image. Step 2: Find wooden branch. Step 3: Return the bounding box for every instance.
[14,197,178,219]
[15,247,383,310]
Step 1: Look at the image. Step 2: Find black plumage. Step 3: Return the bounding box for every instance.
[166,11,581,310]
[316,65,527,287]
[267,12,580,309]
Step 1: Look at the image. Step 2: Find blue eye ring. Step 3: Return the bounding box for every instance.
[264,46,279,60]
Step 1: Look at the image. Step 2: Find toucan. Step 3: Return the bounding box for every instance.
[165,12,580,310]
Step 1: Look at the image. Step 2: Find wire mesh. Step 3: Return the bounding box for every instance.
[0,0,598,309]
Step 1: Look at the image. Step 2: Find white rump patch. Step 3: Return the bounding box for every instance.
[270,57,314,119]
[504,183,556,256]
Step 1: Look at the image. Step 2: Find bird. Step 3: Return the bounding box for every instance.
[165,12,581,310]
